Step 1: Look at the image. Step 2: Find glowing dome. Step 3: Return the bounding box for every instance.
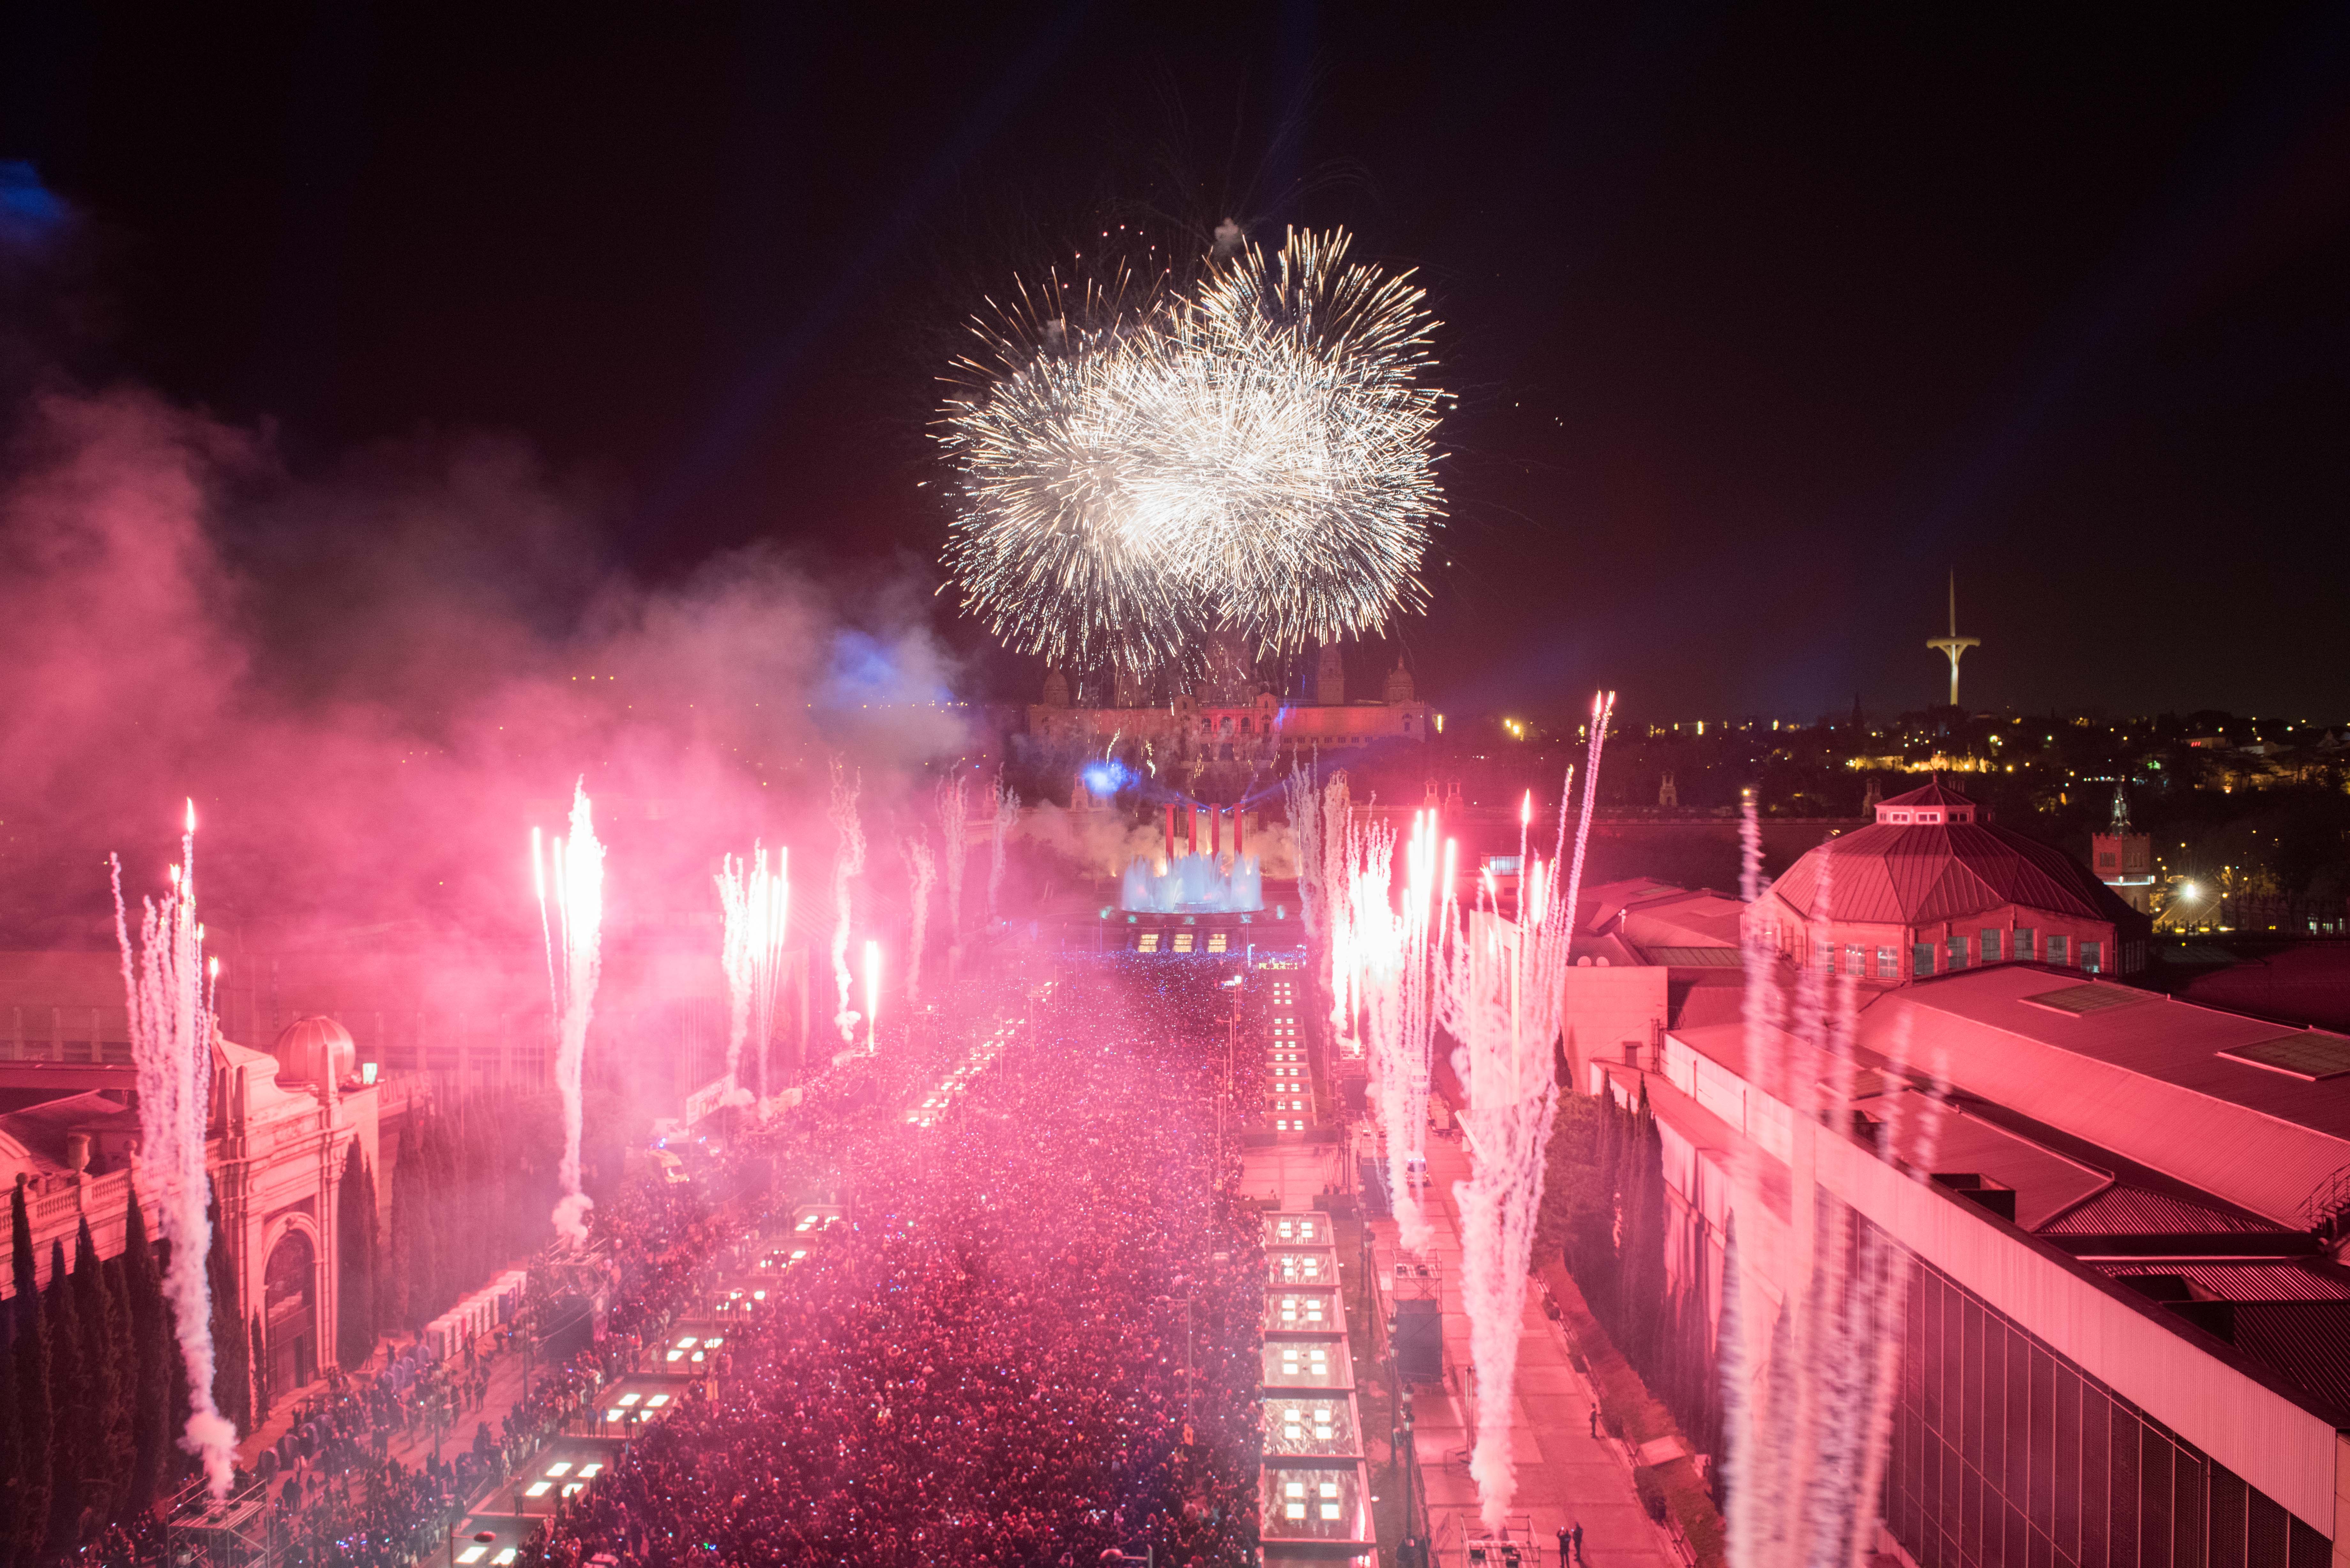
[271,1015,357,1089]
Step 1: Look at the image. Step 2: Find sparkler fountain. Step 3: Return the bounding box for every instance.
[939,774,969,946]
[1360,807,1448,1250]
[1718,796,1949,1568]
[112,803,239,1497]
[535,782,605,1248]
[715,845,789,1108]
[829,760,866,1042]
[988,773,1015,925]
[1438,691,1613,1530]
[904,836,936,1004]
[862,939,881,1053]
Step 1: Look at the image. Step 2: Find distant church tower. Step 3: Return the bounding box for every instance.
[1315,641,1346,706]
[2092,783,2155,913]
[1658,771,1679,808]
[1041,666,1070,709]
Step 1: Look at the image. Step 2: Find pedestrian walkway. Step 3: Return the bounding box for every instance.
[236,1329,545,1484]
[1357,1119,1680,1568]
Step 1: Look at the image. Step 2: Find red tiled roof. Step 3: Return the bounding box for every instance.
[1768,819,2135,926]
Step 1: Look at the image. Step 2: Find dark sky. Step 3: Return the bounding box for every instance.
[5,2,2346,725]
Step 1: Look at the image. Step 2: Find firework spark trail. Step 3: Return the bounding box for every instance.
[539,781,605,1248]
[716,845,788,1107]
[1321,771,1352,1035]
[988,773,1015,924]
[829,761,866,1042]
[1718,799,1954,1568]
[904,836,936,1005]
[1436,698,1610,1530]
[112,804,238,1497]
[1285,765,1325,938]
[939,775,969,946]
[940,229,1447,674]
[862,940,881,1052]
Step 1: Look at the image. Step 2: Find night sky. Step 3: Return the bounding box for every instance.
[6,3,2346,724]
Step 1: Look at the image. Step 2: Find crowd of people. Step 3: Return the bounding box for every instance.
[519,957,1269,1568]
[81,954,1271,1567]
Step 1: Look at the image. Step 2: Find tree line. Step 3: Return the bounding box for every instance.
[1536,1082,1721,1455]
[337,1088,564,1371]
[0,1088,564,1559]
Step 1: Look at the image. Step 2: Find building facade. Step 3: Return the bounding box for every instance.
[1747,781,2151,980]
[1558,804,2350,1568]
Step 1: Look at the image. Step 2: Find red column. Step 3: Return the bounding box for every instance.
[1164,803,1177,863]
[1211,807,1223,860]
[1186,806,1197,857]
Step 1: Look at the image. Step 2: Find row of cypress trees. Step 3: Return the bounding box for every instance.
[330,1091,563,1379]
[377,1090,562,1340]
[0,1089,562,1556]
[1537,1082,1724,1453]
[0,1178,178,1559]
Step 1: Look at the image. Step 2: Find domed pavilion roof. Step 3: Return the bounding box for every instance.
[1770,781,2136,928]
[271,1014,358,1089]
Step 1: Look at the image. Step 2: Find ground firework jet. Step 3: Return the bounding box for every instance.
[1720,797,1946,1568]
[113,803,239,1497]
[536,782,604,1247]
[829,762,865,1042]
[1433,691,1612,1530]
[716,845,788,1107]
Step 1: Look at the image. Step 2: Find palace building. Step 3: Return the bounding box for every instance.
[1558,788,2350,1568]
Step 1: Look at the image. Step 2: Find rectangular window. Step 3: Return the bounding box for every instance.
[2046,933,2069,967]
[2081,940,2103,975]
[1878,945,1899,978]
[2014,927,2036,961]
[1914,942,1938,977]
[1847,943,1865,974]
[1948,934,1969,970]
[1982,928,2004,964]
[2141,1428,2173,1568]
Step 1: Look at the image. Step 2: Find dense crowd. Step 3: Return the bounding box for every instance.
[76,954,1266,1567]
[521,957,1267,1568]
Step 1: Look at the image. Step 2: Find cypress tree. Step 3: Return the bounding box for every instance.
[73,1218,134,1528]
[11,1320,50,1563]
[121,1187,171,1514]
[1591,1093,1623,1330]
[11,1182,52,1559]
[44,1239,87,1548]
[0,1312,19,1561]
[203,1191,250,1437]
[250,1315,271,1428]
[1622,1085,1669,1373]
[336,1144,377,1370]
[8,1177,34,1333]
[385,1122,419,1330]
[361,1157,382,1351]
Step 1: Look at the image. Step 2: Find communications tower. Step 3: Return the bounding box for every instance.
[1927,569,1979,708]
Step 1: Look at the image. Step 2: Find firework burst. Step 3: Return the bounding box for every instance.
[939,227,1445,674]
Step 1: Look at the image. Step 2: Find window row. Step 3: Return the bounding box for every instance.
[1816,927,2103,979]
[1886,1262,2326,1568]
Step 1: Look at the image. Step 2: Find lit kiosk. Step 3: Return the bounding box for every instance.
[1261,1226,1374,1564]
